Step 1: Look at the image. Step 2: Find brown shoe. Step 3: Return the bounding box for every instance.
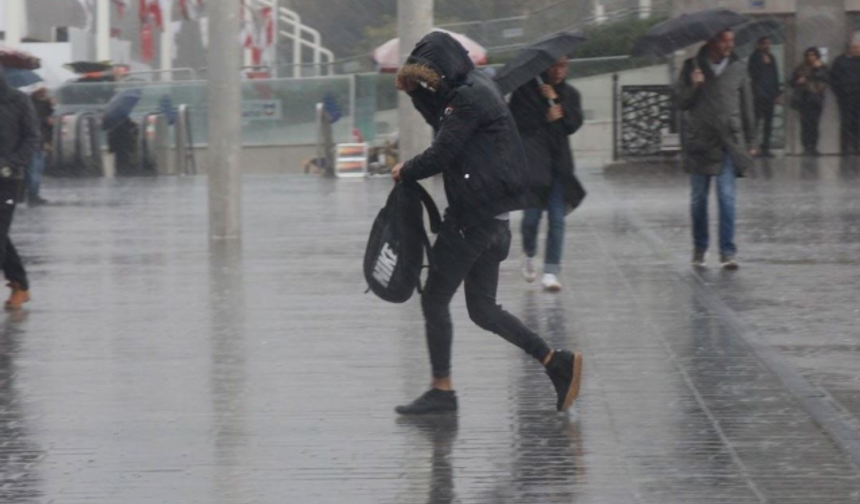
[5,282,30,310]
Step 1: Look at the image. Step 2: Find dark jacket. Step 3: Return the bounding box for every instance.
[829,54,860,100]
[0,66,41,181]
[790,63,829,107]
[31,93,55,146]
[677,47,757,176]
[510,78,585,212]
[398,32,529,229]
[747,49,781,101]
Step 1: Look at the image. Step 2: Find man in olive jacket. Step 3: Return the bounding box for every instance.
[677,30,757,270]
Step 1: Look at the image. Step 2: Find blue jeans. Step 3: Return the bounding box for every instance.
[690,154,737,257]
[26,149,45,199]
[522,181,565,274]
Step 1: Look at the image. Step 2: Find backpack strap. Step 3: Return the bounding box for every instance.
[402,181,440,294]
[404,181,441,234]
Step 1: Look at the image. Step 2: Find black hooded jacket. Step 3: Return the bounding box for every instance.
[0,66,41,181]
[399,32,529,229]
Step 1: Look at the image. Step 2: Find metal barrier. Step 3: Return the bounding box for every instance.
[175,105,197,176]
[141,113,171,175]
[51,112,104,177]
[120,68,199,82]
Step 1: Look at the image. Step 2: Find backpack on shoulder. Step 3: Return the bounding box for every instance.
[364,181,441,303]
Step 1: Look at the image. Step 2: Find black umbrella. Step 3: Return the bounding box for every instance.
[734,19,783,47]
[494,31,587,95]
[632,8,750,57]
[64,61,113,74]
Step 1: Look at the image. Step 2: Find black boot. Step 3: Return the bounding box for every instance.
[545,350,583,412]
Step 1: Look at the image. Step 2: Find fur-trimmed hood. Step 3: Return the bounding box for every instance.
[397,31,474,95]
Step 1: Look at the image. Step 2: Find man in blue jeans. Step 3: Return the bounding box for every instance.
[677,30,756,270]
[509,57,584,291]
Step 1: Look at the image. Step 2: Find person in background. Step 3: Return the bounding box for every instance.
[791,47,829,156]
[0,65,40,309]
[27,87,54,206]
[830,40,860,156]
[510,57,584,292]
[747,36,782,158]
[677,30,757,271]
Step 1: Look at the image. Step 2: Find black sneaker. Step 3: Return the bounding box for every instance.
[545,350,583,412]
[395,389,458,415]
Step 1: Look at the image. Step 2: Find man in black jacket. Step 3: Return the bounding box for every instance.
[831,40,860,155]
[747,36,781,157]
[510,57,585,291]
[0,65,40,309]
[391,32,583,415]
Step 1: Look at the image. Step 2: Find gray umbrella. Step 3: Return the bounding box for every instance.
[734,19,783,47]
[632,8,751,57]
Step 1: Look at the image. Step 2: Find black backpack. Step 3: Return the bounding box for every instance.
[364,181,441,303]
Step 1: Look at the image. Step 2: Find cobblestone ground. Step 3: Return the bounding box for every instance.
[0,158,858,503]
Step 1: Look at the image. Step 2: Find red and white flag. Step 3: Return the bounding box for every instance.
[240,3,275,65]
[112,0,131,17]
[139,0,164,31]
[179,0,203,20]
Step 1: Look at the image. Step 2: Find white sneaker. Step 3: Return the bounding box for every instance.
[521,257,537,283]
[542,273,562,292]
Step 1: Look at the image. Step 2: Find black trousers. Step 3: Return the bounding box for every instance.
[754,96,776,152]
[422,218,552,379]
[838,95,860,154]
[799,102,824,153]
[0,182,28,291]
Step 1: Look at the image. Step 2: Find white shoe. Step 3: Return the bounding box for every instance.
[521,257,537,283]
[542,273,562,292]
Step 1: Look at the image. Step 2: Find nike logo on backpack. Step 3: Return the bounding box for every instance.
[372,243,398,288]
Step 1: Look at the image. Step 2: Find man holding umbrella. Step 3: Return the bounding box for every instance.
[678,29,756,270]
[0,64,40,308]
[510,58,583,291]
[635,9,756,269]
[494,32,587,292]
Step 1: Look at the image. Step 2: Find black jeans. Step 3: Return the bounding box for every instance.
[799,101,824,152]
[0,182,28,290]
[422,218,552,379]
[754,96,776,153]
[838,95,860,154]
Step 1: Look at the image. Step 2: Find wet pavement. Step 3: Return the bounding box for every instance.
[2,155,858,503]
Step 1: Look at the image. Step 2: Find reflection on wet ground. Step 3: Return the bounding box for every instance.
[0,159,856,502]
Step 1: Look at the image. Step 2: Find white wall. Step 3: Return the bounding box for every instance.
[569,64,671,162]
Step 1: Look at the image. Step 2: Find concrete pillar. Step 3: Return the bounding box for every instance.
[208,0,243,240]
[161,0,173,81]
[794,0,847,155]
[96,0,111,61]
[397,0,434,162]
[4,0,22,46]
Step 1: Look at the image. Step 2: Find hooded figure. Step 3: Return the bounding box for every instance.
[0,64,40,309]
[395,31,530,229]
[391,32,583,417]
